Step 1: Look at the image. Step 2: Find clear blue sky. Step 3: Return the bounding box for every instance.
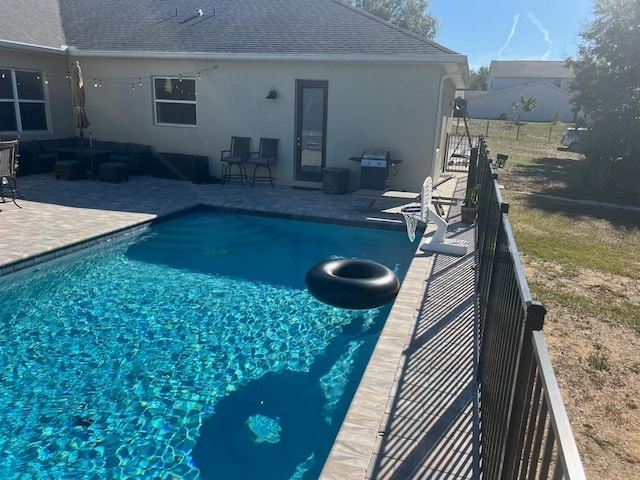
[430,0,594,70]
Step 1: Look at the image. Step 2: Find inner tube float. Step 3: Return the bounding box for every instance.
[305,258,400,310]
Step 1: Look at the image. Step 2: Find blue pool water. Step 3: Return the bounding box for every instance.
[0,210,415,479]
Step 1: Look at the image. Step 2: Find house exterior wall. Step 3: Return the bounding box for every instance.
[434,74,457,175]
[0,48,75,141]
[73,57,443,192]
[465,83,575,122]
[488,76,571,92]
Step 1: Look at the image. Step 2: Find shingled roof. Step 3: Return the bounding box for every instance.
[1,0,460,60]
[2,0,66,51]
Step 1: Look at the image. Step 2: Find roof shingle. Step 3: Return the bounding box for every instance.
[1,0,460,59]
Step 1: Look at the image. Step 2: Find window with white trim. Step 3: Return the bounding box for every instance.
[0,68,48,133]
[153,77,197,126]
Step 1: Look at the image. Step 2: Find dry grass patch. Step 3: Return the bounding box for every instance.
[472,119,640,479]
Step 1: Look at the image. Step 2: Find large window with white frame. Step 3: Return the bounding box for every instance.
[0,68,48,133]
[153,77,197,126]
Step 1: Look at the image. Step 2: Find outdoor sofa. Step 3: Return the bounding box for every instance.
[17,138,153,176]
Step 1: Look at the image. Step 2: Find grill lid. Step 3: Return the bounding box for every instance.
[361,149,390,160]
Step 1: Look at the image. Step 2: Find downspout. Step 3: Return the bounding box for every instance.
[431,67,462,179]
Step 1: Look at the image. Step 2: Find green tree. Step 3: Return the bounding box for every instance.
[469,66,489,90]
[347,0,439,39]
[520,95,537,115]
[509,101,520,125]
[567,0,640,165]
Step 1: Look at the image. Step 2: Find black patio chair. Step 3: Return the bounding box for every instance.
[0,140,21,208]
[249,138,279,187]
[220,136,252,185]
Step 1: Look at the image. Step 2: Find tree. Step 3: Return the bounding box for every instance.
[509,101,520,125]
[520,95,537,115]
[469,66,489,90]
[567,0,640,166]
[347,0,439,39]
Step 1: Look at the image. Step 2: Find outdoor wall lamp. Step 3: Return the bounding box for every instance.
[266,87,278,99]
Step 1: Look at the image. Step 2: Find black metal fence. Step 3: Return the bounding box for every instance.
[444,133,482,172]
[472,139,586,479]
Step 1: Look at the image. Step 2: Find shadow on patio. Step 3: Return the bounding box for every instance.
[371,249,480,479]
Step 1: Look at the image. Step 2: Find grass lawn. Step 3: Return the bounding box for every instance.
[465,118,640,479]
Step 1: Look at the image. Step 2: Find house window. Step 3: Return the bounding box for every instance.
[153,77,197,126]
[0,69,48,133]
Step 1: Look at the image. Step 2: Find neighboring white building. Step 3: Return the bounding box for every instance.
[0,0,469,192]
[462,60,575,122]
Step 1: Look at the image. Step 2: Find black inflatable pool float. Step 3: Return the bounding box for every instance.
[305,258,400,310]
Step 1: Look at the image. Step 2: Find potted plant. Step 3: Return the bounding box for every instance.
[461,184,479,224]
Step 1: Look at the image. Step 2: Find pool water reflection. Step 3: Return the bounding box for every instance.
[0,211,415,479]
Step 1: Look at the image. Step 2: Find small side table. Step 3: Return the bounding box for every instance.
[55,160,85,180]
[99,162,129,183]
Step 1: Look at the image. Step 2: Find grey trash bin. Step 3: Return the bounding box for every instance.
[322,167,349,194]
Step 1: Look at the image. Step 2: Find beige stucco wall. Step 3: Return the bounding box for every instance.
[71,57,444,192]
[434,72,457,178]
[1,49,460,192]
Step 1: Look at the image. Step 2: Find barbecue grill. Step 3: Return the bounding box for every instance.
[357,149,391,190]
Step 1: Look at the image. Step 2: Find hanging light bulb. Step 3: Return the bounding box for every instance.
[94,79,98,88]
[131,83,135,91]
[139,78,142,87]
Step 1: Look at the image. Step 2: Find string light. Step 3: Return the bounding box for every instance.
[8,64,217,92]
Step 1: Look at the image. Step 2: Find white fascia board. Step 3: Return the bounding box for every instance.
[70,49,468,65]
[0,40,68,55]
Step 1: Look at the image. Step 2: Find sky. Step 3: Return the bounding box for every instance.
[429,0,594,70]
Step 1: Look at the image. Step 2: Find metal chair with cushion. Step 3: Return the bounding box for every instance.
[220,136,252,185]
[0,140,21,208]
[249,138,279,187]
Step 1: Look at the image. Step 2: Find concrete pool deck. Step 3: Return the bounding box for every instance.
[0,173,479,479]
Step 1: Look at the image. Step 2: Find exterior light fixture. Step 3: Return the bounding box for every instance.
[266,87,277,99]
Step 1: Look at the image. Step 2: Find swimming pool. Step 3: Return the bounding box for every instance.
[0,210,416,479]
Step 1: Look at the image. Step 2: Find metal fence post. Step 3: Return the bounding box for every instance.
[467,146,478,195]
[502,302,546,479]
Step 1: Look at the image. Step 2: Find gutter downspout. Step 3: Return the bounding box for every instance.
[431,67,462,180]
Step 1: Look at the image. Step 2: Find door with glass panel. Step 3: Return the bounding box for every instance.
[295,80,327,182]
